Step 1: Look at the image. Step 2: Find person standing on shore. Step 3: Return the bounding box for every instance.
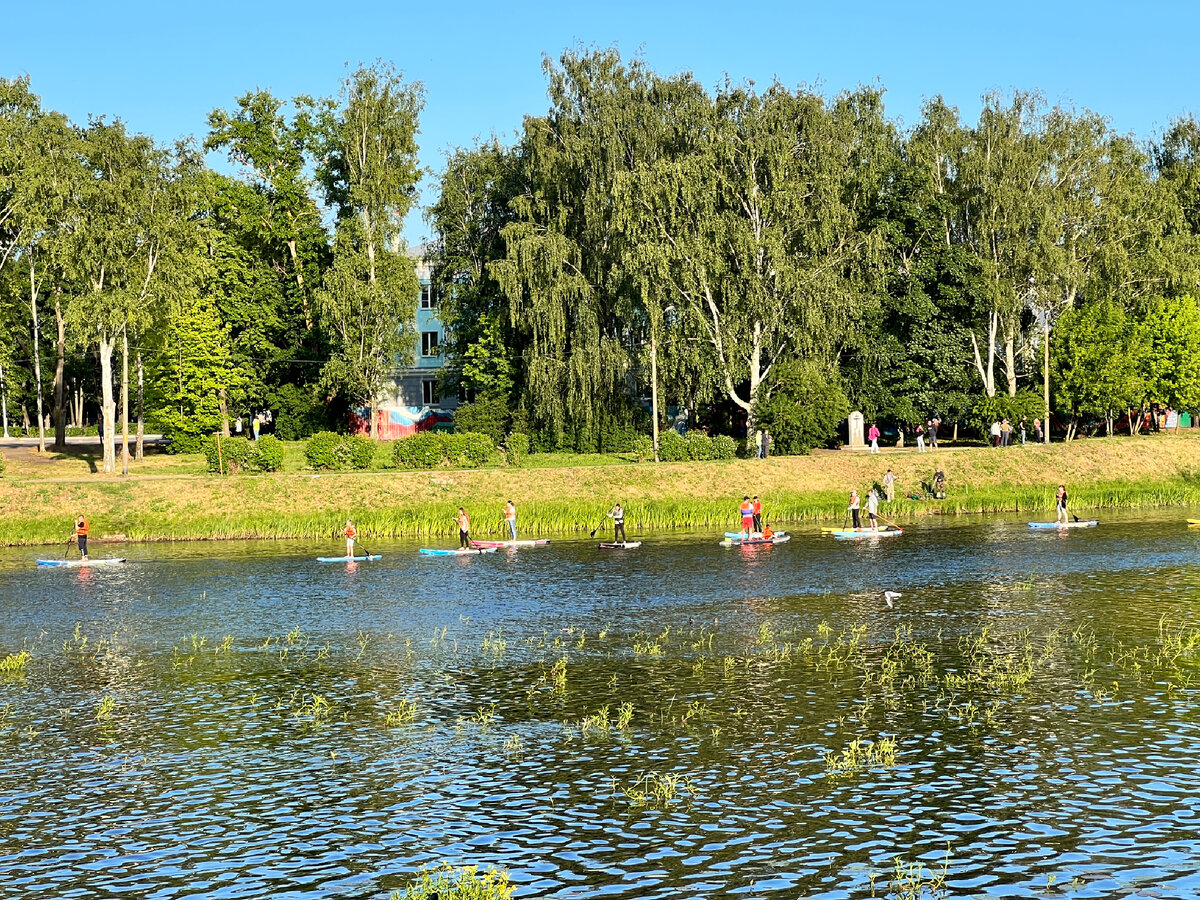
[344,519,357,557]
[456,507,471,549]
[849,489,861,529]
[990,420,1001,447]
[1020,416,1027,446]
[751,495,763,533]
[916,424,926,453]
[1056,484,1069,524]
[927,419,938,449]
[252,415,261,441]
[504,500,517,541]
[607,502,627,543]
[868,423,881,453]
[1034,418,1044,443]
[72,515,89,561]
[883,468,896,502]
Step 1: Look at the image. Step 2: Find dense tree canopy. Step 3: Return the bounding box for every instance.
[4,48,1200,465]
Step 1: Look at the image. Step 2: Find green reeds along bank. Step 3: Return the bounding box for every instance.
[3,472,1200,547]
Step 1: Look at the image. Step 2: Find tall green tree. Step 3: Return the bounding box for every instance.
[644,81,889,436]
[67,120,177,473]
[301,63,424,436]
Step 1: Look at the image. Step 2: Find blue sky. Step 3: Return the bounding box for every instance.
[4,1,1197,243]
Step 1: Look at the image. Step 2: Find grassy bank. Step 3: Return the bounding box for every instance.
[2,433,1199,545]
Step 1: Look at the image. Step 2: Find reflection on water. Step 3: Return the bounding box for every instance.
[3,510,1200,898]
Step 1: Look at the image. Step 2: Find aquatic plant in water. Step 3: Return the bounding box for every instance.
[0,650,31,675]
[392,862,513,900]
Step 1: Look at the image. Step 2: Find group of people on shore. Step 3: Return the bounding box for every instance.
[988,416,1044,447]
[869,419,941,452]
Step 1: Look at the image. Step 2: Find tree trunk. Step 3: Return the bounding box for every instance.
[136,352,144,461]
[29,261,45,453]
[0,363,7,438]
[368,396,377,439]
[286,239,313,330]
[650,331,660,463]
[218,388,230,438]
[970,310,999,398]
[121,328,130,476]
[1043,320,1051,445]
[99,336,116,473]
[1004,328,1018,397]
[53,299,66,450]
[21,403,30,432]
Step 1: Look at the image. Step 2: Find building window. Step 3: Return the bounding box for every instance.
[422,379,438,405]
[421,330,440,357]
[419,284,437,310]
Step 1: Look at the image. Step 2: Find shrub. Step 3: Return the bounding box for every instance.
[453,395,510,444]
[205,436,257,473]
[393,431,445,469]
[442,433,468,466]
[254,435,285,472]
[345,434,375,470]
[506,431,530,467]
[658,430,687,462]
[459,432,494,468]
[754,360,850,455]
[710,434,737,460]
[685,431,713,460]
[631,434,655,462]
[305,431,344,470]
[269,384,329,441]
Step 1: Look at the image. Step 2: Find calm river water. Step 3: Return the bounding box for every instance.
[3,510,1200,898]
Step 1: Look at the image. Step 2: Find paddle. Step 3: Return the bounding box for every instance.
[64,535,75,558]
[588,513,608,538]
[876,512,902,533]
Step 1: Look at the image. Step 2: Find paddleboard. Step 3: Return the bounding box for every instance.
[720,533,790,547]
[420,547,499,556]
[830,527,904,540]
[316,554,382,562]
[470,539,550,549]
[1028,520,1098,529]
[724,531,765,539]
[37,558,127,568]
[599,541,641,549]
[1188,519,1200,526]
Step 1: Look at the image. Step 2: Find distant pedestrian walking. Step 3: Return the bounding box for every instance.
[868,423,881,454]
[1020,416,1027,446]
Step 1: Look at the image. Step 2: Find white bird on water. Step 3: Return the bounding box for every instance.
[882,590,902,608]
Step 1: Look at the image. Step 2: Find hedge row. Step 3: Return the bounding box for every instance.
[204,434,285,473]
[305,432,376,470]
[633,431,738,462]
[392,431,495,469]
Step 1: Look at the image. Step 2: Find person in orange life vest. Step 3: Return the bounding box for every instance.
[751,496,763,533]
[344,519,357,557]
[762,523,774,540]
[739,495,754,539]
[456,507,471,549]
[73,515,89,560]
[848,489,861,529]
[505,500,517,541]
